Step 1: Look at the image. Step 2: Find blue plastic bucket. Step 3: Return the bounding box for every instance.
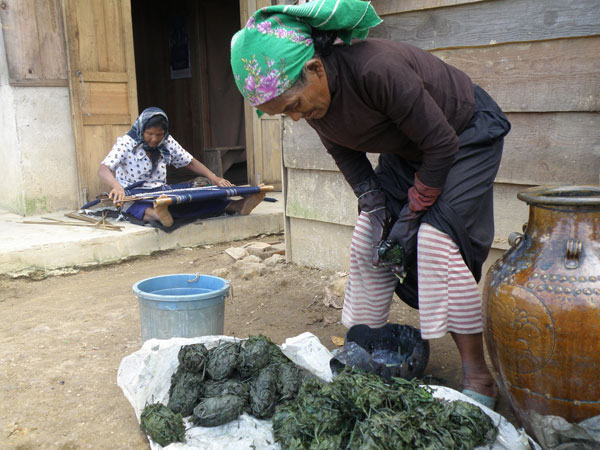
[132,274,229,342]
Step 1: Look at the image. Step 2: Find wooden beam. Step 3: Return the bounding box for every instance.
[34,0,67,80]
[434,37,600,112]
[62,0,85,205]
[82,114,132,125]
[1,0,42,80]
[282,112,600,186]
[371,0,600,51]
[197,4,212,149]
[372,0,486,16]
[260,115,283,189]
[497,112,600,186]
[8,79,68,87]
[79,71,129,82]
[120,0,138,124]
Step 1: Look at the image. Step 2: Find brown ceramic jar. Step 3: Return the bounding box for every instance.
[483,185,600,431]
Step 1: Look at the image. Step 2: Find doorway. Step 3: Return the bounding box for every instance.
[130,0,247,185]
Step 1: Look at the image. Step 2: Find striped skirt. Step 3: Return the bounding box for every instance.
[341,212,483,339]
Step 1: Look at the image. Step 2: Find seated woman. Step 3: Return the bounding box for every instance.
[98,107,265,227]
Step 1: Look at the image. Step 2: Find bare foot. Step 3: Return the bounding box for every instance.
[462,364,498,399]
[143,205,173,227]
[153,203,174,227]
[239,192,266,215]
[451,332,498,399]
[227,191,266,215]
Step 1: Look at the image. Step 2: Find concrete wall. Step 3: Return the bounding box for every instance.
[13,87,79,214]
[0,24,25,214]
[0,26,79,215]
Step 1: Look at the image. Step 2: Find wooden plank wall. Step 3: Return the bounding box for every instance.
[0,0,67,86]
[369,0,600,247]
[283,0,600,272]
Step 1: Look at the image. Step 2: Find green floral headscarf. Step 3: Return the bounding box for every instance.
[230,0,382,108]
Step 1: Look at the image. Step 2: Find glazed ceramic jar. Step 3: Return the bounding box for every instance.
[483,185,600,430]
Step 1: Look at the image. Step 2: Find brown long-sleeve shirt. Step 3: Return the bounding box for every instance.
[307,38,475,189]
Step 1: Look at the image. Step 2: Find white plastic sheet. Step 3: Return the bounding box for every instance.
[117,332,540,450]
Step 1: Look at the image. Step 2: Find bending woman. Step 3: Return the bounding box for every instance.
[230,0,510,409]
[98,107,264,227]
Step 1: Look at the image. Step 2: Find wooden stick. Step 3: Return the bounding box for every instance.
[64,211,123,230]
[22,221,123,231]
[23,220,96,227]
[23,214,122,231]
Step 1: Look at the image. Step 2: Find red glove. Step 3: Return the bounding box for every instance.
[407,173,442,213]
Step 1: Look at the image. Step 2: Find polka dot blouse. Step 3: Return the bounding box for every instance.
[101,135,193,188]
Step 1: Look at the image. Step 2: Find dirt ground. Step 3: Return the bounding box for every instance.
[0,233,517,449]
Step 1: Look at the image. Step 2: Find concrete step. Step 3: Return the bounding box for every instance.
[0,192,284,278]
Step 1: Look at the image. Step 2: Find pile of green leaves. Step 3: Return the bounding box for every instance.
[140,402,185,447]
[272,369,497,450]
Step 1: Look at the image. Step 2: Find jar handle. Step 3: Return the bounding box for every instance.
[565,239,583,269]
[508,232,524,248]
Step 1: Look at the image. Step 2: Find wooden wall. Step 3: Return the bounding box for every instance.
[0,0,67,86]
[282,0,600,271]
[370,0,600,247]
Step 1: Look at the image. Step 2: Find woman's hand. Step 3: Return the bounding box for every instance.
[108,185,126,203]
[353,177,392,266]
[211,176,234,187]
[98,164,127,204]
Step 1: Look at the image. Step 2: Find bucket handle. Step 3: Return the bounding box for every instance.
[187,272,233,301]
[187,273,201,283]
[565,239,582,269]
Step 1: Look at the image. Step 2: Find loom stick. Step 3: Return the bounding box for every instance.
[153,185,275,207]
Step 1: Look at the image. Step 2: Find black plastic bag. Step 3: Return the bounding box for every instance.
[330,323,429,380]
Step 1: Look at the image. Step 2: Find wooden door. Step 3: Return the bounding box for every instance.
[239,0,282,190]
[62,0,138,204]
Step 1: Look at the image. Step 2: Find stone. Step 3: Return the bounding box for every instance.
[241,255,262,264]
[233,260,267,280]
[243,242,273,257]
[323,277,347,309]
[264,254,285,267]
[331,336,345,346]
[211,268,230,278]
[225,247,249,261]
[329,277,347,297]
[243,241,272,251]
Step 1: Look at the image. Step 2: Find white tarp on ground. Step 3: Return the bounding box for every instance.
[117,332,540,450]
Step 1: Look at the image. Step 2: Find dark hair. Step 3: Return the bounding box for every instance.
[144,115,168,132]
[311,28,338,56]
